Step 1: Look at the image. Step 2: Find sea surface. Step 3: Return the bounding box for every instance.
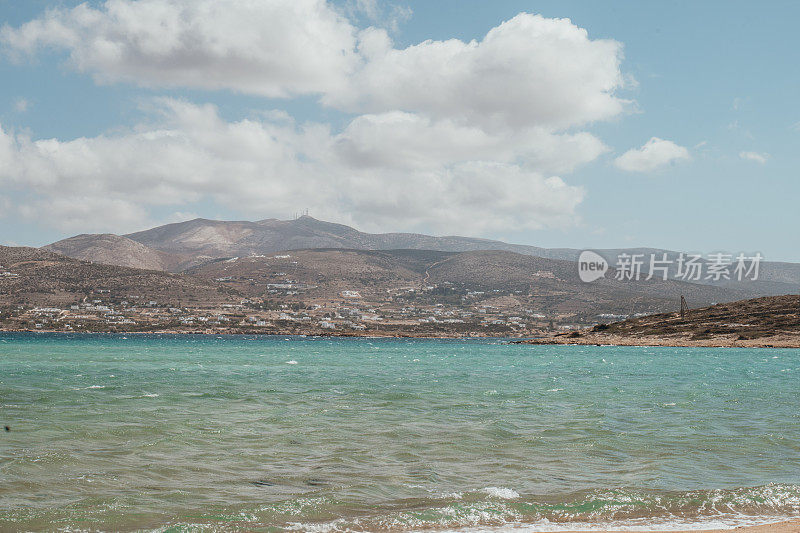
[1,334,799,532]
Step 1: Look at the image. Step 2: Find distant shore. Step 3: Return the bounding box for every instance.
[4,328,800,347]
[0,327,519,339]
[515,331,800,349]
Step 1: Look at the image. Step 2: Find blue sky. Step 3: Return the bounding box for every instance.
[1,0,798,261]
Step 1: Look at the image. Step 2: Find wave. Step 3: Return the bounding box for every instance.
[277,485,800,532]
[4,485,800,531]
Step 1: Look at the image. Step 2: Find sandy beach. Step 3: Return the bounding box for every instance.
[578,520,800,532]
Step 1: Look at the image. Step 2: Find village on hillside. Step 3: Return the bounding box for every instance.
[0,250,629,336]
[0,278,578,337]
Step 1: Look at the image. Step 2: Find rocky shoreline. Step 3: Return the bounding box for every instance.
[515,331,800,348]
[515,295,800,349]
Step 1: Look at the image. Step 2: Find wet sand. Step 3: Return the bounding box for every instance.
[579,519,800,532]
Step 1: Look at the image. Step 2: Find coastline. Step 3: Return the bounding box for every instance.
[0,327,514,339]
[515,332,800,349]
[4,328,800,348]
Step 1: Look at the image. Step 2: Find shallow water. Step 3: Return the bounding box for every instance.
[1,333,799,531]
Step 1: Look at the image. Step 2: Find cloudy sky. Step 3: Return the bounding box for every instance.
[1,1,798,261]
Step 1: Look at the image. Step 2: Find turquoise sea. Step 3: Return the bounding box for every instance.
[1,334,799,531]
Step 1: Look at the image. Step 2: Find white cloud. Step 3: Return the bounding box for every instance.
[0,5,629,236]
[3,6,628,131]
[739,151,768,164]
[0,99,586,235]
[347,0,380,20]
[346,1,412,34]
[614,137,690,173]
[346,0,411,31]
[1,0,359,98]
[335,111,608,174]
[328,14,628,130]
[18,196,150,234]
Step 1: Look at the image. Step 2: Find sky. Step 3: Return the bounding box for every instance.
[0,0,798,261]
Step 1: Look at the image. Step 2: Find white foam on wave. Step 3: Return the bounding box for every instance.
[481,487,520,499]
[285,360,299,364]
[276,515,796,533]
[437,491,464,500]
[281,497,797,533]
[430,516,794,532]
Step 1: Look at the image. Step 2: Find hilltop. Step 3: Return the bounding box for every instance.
[48,215,565,271]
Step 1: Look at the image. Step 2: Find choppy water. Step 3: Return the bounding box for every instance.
[1,333,799,531]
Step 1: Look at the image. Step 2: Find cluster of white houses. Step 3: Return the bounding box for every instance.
[2,291,580,333]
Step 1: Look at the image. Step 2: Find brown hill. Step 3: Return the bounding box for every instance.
[125,215,560,260]
[186,249,443,302]
[44,234,182,271]
[0,246,236,308]
[187,248,753,319]
[4,244,797,337]
[42,217,800,300]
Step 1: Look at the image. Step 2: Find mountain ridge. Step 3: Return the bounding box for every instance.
[122,216,564,262]
[45,216,682,269]
[43,216,800,296]
[3,243,795,335]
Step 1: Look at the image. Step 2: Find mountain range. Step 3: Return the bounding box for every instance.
[2,216,797,333]
[45,215,800,296]
[0,243,761,325]
[47,216,576,271]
